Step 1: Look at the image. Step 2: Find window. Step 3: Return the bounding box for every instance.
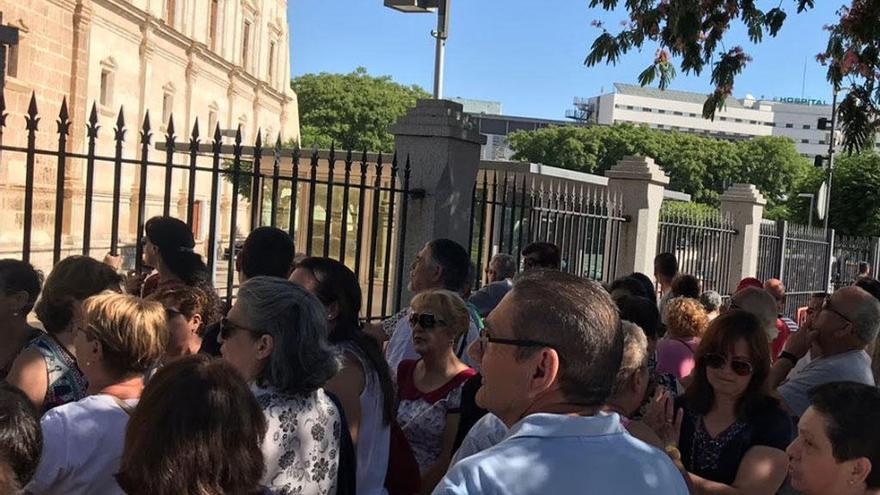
[719,116,728,121]
[658,109,666,114]
[688,113,697,117]
[100,69,113,106]
[803,124,811,129]
[162,92,174,125]
[268,41,276,82]
[208,0,219,50]
[734,118,743,123]
[643,108,653,113]
[673,111,683,116]
[785,123,793,128]
[657,124,665,129]
[241,20,251,70]
[766,122,776,127]
[4,43,18,78]
[626,105,634,110]
[801,139,810,144]
[819,140,826,145]
[165,0,176,27]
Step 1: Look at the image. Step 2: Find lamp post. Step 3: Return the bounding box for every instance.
[817,87,839,233]
[384,0,450,99]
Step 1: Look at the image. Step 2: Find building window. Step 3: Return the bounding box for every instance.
[657,124,665,129]
[819,140,826,145]
[673,111,683,116]
[241,20,251,70]
[4,43,19,78]
[626,105,634,110]
[268,40,276,82]
[766,122,776,127]
[658,109,666,114]
[785,123,794,128]
[100,69,113,107]
[643,108,652,113]
[734,118,743,123]
[719,116,728,121]
[165,0,176,27]
[689,113,697,117]
[162,92,174,125]
[803,124,811,129]
[801,139,809,144]
[208,0,219,50]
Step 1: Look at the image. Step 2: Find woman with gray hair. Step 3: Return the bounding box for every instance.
[220,276,343,495]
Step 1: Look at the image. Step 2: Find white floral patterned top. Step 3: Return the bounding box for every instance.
[253,384,342,495]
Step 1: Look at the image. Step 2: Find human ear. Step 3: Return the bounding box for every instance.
[528,348,560,396]
[255,334,274,361]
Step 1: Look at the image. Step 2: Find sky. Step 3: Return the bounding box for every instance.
[288,1,845,120]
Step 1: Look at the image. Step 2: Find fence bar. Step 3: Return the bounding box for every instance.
[21,94,39,263]
[498,172,509,255]
[517,176,527,257]
[354,151,368,281]
[393,156,412,312]
[270,136,281,227]
[323,146,336,258]
[110,108,125,256]
[225,127,243,303]
[162,117,175,218]
[206,123,221,276]
[250,133,263,231]
[134,113,152,273]
[186,120,199,227]
[339,150,353,263]
[52,99,70,265]
[380,153,399,316]
[365,156,384,321]
[82,104,99,255]
[305,148,318,256]
[288,148,300,239]
[475,172,489,284]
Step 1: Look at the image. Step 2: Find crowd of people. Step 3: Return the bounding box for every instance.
[0,214,879,495]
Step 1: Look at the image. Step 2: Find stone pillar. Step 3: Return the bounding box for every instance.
[720,183,766,293]
[605,156,670,277]
[390,99,486,303]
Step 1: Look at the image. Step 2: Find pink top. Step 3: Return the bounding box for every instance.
[655,337,700,380]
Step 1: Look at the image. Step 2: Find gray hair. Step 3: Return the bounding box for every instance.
[700,290,723,312]
[491,254,517,280]
[236,276,340,395]
[610,321,649,397]
[848,287,880,344]
[731,287,778,341]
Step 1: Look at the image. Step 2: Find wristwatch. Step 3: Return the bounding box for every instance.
[779,351,800,365]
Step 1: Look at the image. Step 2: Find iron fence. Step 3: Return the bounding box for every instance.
[757,220,834,318]
[656,207,736,294]
[832,234,879,290]
[468,170,627,286]
[0,92,416,320]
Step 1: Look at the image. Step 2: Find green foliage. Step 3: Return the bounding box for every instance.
[292,67,430,152]
[829,152,880,235]
[508,123,810,209]
[661,200,721,220]
[584,0,879,151]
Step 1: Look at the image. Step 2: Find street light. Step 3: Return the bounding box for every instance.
[384,0,450,99]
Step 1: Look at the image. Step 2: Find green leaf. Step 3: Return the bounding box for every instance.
[637,63,657,86]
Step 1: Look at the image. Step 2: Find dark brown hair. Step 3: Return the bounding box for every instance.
[116,355,266,495]
[148,285,213,337]
[34,256,122,334]
[685,309,777,419]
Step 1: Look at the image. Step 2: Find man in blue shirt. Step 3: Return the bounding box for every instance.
[434,270,689,495]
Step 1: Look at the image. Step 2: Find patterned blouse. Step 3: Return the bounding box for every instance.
[23,333,88,415]
[396,360,476,474]
[253,384,342,495]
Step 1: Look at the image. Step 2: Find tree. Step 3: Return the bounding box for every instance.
[583,0,880,151]
[508,123,810,208]
[292,67,430,152]
[828,152,880,235]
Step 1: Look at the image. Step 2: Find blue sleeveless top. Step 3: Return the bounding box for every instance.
[23,333,88,414]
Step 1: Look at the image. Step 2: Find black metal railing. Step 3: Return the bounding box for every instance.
[468,170,627,286]
[832,234,879,290]
[657,207,736,294]
[0,92,415,320]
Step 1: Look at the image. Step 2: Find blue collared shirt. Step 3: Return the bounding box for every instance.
[434,412,689,495]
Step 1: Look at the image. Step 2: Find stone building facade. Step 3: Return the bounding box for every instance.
[0,0,299,275]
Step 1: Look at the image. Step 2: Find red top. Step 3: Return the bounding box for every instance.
[397,359,476,407]
[771,318,790,362]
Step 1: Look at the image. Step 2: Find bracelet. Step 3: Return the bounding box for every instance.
[779,351,800,365]
[664,445,682,463]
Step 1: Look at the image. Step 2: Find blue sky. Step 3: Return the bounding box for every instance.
[289,1,844,120]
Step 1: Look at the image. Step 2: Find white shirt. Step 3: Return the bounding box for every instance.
[340,342,390,495]
[435,412,689,495]
[27,394,137,495]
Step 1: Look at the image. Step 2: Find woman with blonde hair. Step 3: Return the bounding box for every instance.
[396,289,476,493]
[27,292,168,495]
[656,296,709,381]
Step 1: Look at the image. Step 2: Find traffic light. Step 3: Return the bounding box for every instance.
[814,155,825,168]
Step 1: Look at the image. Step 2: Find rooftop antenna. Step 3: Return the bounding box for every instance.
[801,57,807,98]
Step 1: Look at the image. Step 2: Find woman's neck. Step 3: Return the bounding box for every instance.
[709,392,739,419]
[91,373,144,400]
[420,348,461,376]
[52,331,76,354]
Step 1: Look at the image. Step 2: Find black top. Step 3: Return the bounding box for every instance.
[452,372,488,452]
[677,397,793,486]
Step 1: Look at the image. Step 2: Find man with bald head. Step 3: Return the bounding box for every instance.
[764,278,799,359]
[770,285,880,417]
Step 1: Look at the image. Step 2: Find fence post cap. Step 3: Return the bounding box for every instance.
[605,155,670,186]
[720,183,767,206]
[390,99,487,145]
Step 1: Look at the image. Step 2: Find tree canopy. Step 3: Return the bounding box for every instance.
[584,0,879,152]
[508,123,811,208]
[291,67,430,152]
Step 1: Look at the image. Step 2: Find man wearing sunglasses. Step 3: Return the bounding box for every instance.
[770,286,880,417]
[435,270,688,495]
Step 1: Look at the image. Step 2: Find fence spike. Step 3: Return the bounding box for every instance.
[328,141,336,164]
[190,117,200,142]
[254,129,263,151]
[345,148,353,166]
[165,114,176,140]
[274,133,283,154]
[57,97,70,136]
[234,125,243,146]
[87,102,100,139]
[25,92,39,132]
[213,122,222,144]
[113,107,126,141]
[0,92,6,129]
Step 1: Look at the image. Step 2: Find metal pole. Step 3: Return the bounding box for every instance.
[431,0,449,99]
[808,195,814,229]
[824,88,838,232]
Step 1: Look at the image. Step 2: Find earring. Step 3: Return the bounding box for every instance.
[12,312,19,317]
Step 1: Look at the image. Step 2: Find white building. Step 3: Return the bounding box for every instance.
[586,83,875,157]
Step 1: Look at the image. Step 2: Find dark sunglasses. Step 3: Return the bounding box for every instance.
[478,327,556,354]
[409,312,446,329]
[703,352,753,377]
[219,317,261,340]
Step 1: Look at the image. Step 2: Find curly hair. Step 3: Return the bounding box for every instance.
[664,296,708,339]
[148,285,214,337]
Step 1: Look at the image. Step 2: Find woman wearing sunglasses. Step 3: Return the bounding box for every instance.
[395,289,476,494]
[147,285,213,363]
[654,310,793,495]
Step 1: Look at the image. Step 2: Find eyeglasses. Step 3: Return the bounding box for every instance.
[219,317,261,340]
[478,327,556,355]
[703,352,753,377]
[821,299,851,324]
[409,312,447,329]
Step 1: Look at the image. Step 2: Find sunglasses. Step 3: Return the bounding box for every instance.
[219,317,261,340]
[409,312,447,329]
[703,352,753,377]
[477,327,556,355]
